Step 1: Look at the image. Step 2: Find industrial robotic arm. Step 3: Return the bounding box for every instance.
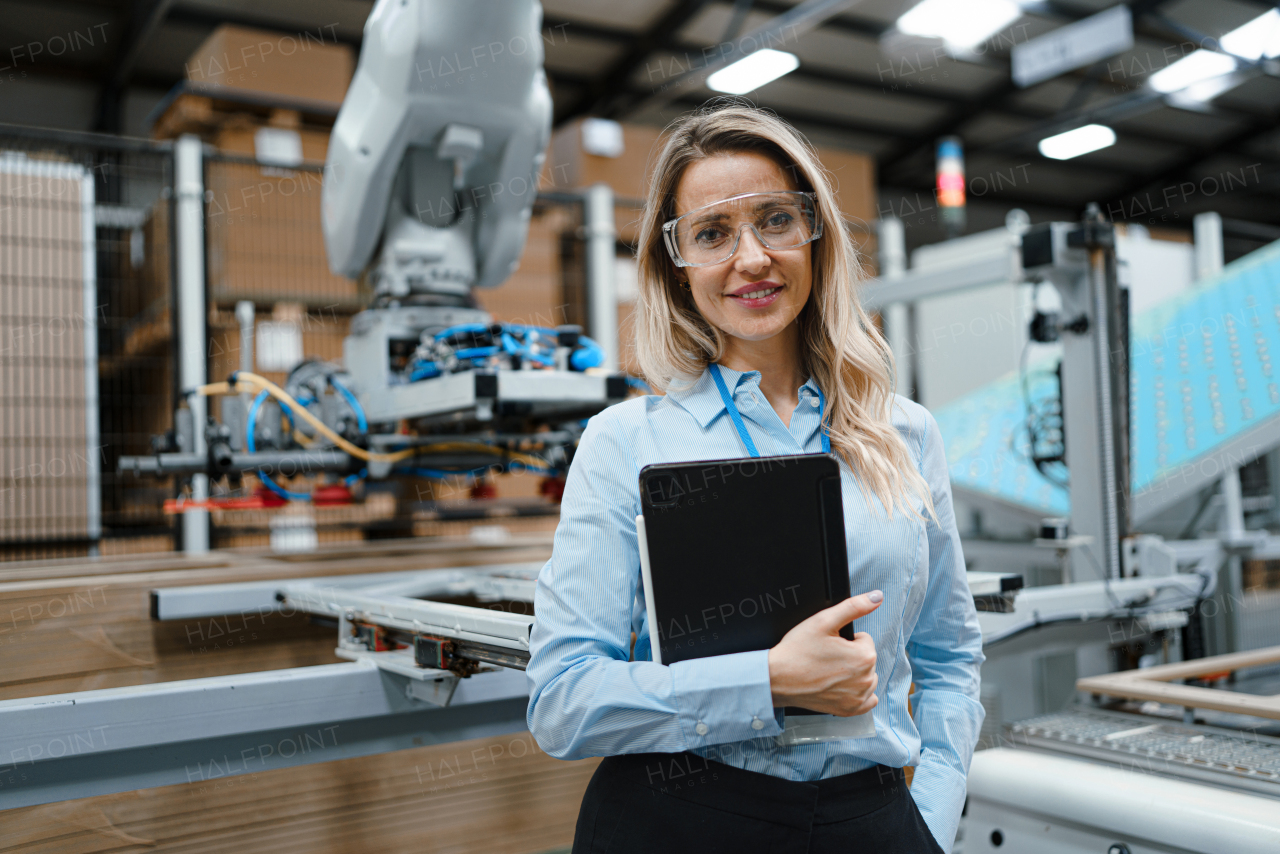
[322,0,551,298]
[319,0,618,427]
[120,0,624,496]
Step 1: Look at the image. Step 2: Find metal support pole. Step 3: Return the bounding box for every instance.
[235,300,255,375]
[176,135,208,554]
[235,300,255,424]
[1089,243,1123,579]
[1046,214,1125,583]
[80,165,102,555]
[878,217,912,399]
[1217,467,1246,655]
[584,183,617,372]
[1193,212,1224,283]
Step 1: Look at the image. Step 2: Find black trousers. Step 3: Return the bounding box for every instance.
[572,751,947,854]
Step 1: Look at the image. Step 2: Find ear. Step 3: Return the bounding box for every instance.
[670,262,688,289]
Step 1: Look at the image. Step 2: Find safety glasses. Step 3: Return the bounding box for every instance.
[662,190,822,268]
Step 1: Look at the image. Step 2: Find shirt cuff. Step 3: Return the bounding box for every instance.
[909,759,968,853]
[669,649,782,747]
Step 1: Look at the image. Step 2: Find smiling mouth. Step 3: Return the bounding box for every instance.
[729,285,782,300]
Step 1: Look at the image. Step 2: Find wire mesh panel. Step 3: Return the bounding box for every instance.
[205,157,358,310]
[0,128,175,561]
[201,154,360,548]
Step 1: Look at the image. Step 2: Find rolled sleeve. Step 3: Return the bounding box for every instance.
[526,404,783,760]
[906,410,986,852]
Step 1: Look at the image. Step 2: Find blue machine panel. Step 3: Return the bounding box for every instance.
[933,240,1280,516]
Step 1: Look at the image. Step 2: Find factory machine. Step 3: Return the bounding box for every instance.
[866,212,1280,851]
[118,0,627,510]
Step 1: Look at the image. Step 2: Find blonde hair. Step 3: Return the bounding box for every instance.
[634,103,936,523]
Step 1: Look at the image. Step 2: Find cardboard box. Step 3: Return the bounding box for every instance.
[204,158,359,307]
[548,119,665,204]
[184,24,354,107]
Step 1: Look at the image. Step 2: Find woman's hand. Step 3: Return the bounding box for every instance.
[767,590,883,716]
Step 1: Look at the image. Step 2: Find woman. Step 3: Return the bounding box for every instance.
[526,104,984,854]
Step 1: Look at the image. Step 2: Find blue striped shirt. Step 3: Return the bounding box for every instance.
[526,364,985,852]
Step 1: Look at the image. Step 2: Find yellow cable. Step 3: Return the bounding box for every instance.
[195,372,412,463]
[194,373,555,471]
[197,381,235,396]
[422,442,551,470]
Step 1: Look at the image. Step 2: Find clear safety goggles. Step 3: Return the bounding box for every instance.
[662,190,822,268]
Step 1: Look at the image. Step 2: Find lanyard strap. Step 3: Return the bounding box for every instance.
[709,364,830,457]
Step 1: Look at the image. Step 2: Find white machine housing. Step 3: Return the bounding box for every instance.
[322,0,552,297]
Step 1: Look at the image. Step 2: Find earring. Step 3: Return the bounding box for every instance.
[677,279,690,291]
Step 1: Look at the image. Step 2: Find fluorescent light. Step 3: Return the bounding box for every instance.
[1149,49,1237,93]
[897,0,1023,51]
[1221,8,1280,61]
[1146,11,1276,104]
[1038,124,1116,160]
[707,49,799,95]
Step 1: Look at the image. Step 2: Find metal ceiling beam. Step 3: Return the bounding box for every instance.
[165,4,365,49]
[1102,117,1280,218]
[92,0,174,132]
[750,0,885,40]
[606,0,870,122]
[554,0,717,124]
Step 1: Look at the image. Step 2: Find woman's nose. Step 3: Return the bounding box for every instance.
[733,225,771,273]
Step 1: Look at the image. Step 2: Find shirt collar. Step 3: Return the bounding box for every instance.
[667,364,823,429]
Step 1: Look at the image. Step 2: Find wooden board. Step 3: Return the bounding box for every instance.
[1076,644,1280,721]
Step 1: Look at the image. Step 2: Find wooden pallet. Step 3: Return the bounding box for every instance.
[150,83,339,148]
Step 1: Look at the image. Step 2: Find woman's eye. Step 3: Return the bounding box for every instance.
[762,211,794,230]
[694,227,726,245]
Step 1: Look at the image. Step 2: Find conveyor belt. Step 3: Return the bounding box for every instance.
[1007,708,1280,797]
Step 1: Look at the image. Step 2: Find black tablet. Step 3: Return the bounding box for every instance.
[636,453,853,668]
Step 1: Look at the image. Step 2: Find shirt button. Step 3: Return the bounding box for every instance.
[810,397,820,407]
[695,721,709,736]
[751,717,765,730]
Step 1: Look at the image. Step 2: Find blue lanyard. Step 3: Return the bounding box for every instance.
[709,363,830,457]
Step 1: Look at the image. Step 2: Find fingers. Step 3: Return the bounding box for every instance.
[811,590,883,635]
[832,689,879,718]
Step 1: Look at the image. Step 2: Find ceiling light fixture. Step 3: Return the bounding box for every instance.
[1148,9,1278,98]
[706,49,800,95]
[1038,124,1117,160]
[1220,8,1280,61]
[1149,49,1237,94]
[896,0,1023,52]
